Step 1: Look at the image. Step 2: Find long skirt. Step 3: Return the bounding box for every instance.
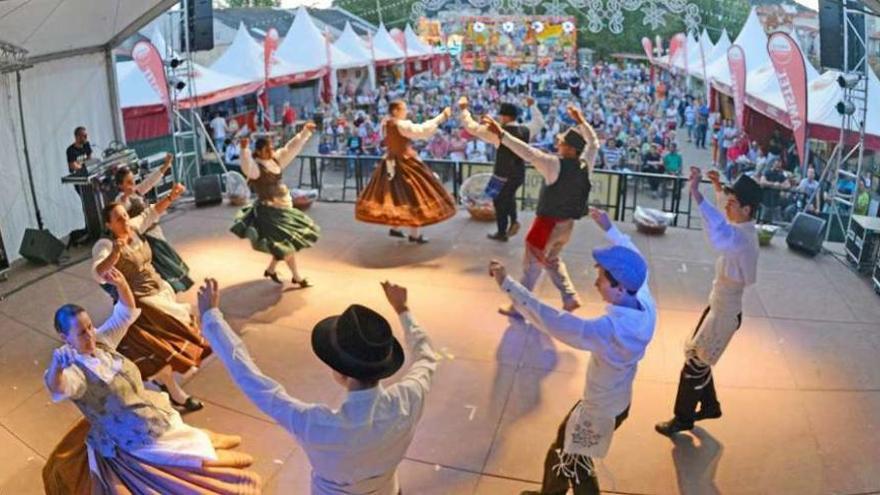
[146,235,194,293]
[43,419,262,495]
[355,155,456,227]
[230,202,320,260]
[117,301,212,379]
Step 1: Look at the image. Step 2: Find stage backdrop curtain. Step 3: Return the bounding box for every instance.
[0,52,116,262]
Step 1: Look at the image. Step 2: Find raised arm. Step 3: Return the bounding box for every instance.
[94,268,142,349]
[524,99,545,140]
[275,122,316,169]
[568,106,599,173]
[396,108,451,141]
[690,168,742,253]
[497,123,560,183]
[458,97,501,146]
[135,154,172,197]
[239,137,259,180]
[92,238,122,282]
[198,280,313,438]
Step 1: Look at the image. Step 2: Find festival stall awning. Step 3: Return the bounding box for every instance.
[276,6,360,75]
[403,24,435,61]
[211,23,323,87]
[332,21,373,68]
[370,24,407,66]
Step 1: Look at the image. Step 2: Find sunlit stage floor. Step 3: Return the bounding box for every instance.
[1,201,879,494]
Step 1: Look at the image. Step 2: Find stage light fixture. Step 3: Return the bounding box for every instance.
[837,73,860,89]
[169,77,186,91]
[168,58,181,69]
[836,99,855,115]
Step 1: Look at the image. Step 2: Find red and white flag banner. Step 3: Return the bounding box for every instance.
[767,32,808,169]
[669,33,686,71]
[727,45,747,130]
[642,37,653,64]
[264,28,279,82]
[132,41,169,107]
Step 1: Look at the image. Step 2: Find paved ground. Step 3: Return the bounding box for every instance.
[2,141,880,494]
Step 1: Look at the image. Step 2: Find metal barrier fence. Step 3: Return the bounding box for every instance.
[293,153,704,228]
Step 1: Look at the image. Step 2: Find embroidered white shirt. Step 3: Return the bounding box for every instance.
[699,192,759,287]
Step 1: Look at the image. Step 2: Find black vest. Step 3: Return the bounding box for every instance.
[536,157,592,220]
[495,123,529,182]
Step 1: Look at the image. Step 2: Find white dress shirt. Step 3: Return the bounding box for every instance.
[500,225,655,458]
[392,113,447,141]
[115,167,167,240]
[460,103,545,147]
[201,308,439,495]
[498,123,599,185]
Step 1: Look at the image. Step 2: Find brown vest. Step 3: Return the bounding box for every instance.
[384,120,416,159]
[249,160,289,203]
[112,232,162,298]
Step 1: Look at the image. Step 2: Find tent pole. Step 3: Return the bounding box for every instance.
[15,70,43,230]
[105,47,126,144]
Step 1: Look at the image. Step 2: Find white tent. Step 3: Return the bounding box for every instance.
[117,60,261,110]
[706,9,769,87]
[0,0,175,263]
[403,25,434,60]
[370,24,406,66]
[211,23,311,86]
[686,30,714,78]
[670,33,698,73]
[333,22,376,89]
[276,7,359,73]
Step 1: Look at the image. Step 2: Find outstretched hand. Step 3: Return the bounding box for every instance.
[381,281,408,315]
[589,207,612,232]
[488,259,507,287]
[567,105,586,125]
[169,183,186,201]
[458,96,469,110]
[705,169,723,192]
[303,121,317,133]
[161,153,174,173]
[688,166,704,200]
[197,278,220,316]
[481,115,503,137]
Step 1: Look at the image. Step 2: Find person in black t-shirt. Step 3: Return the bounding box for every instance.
[66,126,92,176]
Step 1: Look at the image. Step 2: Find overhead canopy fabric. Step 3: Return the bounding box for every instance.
[403,25,434,60]
[370,24,406,66]
[0,0,175,60]
[211,23,318,86]
[333,22,373,67]
[276,6,359,73]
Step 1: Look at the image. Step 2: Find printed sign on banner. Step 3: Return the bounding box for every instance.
[132,41,169,107]
[727,45,747,130]
[767,32,808,170]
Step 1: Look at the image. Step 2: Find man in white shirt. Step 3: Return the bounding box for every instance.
[481,106,599,314]
[198,279,438,495]
[656,168,761,436]
[210,113,229,149]
[488,207,656,495]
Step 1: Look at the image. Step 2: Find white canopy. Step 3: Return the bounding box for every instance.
[705,9,768,87]
[370,24,406,65]
[404,25,434,59]
[117,59,261,109]
[211,23,306,84]
[276,6,359,72]
[333,22,373,67]
[685,30,714,78]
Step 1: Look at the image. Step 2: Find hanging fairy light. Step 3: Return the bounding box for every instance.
[562,21,575,34]
[472,21,486,33]
[502,21,515,34]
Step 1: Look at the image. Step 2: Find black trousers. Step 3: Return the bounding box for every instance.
[538,403,630,495]
[672,306,741,425]
[493,178,521,235]
[695,124,708,148]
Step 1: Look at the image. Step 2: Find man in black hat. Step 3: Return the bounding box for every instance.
[482,105,599,315]
[460,95,545,241]
[197,278,439,494]
[656,168,761,436]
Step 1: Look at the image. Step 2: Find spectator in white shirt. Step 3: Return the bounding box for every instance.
[198,279,439,495]
[488,207,655,495]
[209,113,229,149]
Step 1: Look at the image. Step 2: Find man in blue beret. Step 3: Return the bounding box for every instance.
[488,207,656,495]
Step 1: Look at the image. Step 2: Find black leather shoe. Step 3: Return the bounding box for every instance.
[507,221,521,237]
[487,232,508,242]
[389,228,406,238]
[153,382,205,413]
[264,270,283,284]
[694,404,722,421]
[655,417,693,436]
[291,278,311,288]
[408,235,429,244]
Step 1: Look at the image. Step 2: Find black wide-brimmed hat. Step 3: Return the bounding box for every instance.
[311,304,404,381]
[557,127,586,154]
[499,102,519,118]
[723,174,762,210]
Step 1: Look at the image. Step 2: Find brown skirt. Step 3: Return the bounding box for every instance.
[355,154,456,227]
[43,419,262,495]
[118,301,212,379]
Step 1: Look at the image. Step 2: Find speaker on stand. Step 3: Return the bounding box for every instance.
[819,0,866,71]
[181,0,214,52]
[19,228,66,265]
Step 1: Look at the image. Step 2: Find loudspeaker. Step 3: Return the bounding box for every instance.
[181,0,213,52]
[19,229,65,265]
[819,0,865,71]
[786,213,827,256]
[193,174,223,207]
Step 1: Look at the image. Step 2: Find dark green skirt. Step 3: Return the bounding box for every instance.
[145,235,194,293]
[230,202,320,260]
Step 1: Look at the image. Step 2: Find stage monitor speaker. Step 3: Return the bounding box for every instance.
[819,0,865,71]
[786,212,827,256]
[194,174,223,207]
[19,229,65,265]
[181,0,213,52]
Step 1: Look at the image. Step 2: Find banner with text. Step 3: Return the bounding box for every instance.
[768,32,808,169]
[727,45,746,130]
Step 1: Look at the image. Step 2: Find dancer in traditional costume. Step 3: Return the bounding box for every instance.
[43,269,261,494]
[231,124,320,287]
[482,105,598,314]
[489,207,655,495]
[199,278,438,494]
[115,153,193,293]
[655,169,761,436]
[459,96,545,242]
[93,184,209,412]
[355,101,456,244]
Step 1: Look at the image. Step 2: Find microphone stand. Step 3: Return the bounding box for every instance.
[16,70,44,231]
